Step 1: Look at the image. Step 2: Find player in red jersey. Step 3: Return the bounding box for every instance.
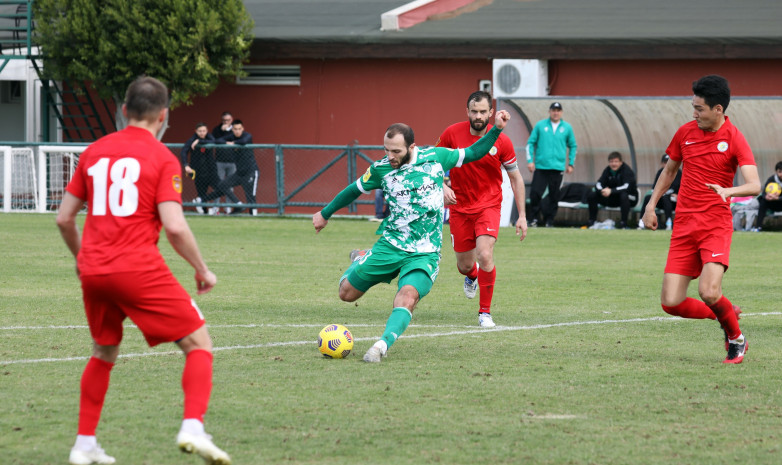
[56,77,231,464]
[437,91,527,327]
[642,75,760,364]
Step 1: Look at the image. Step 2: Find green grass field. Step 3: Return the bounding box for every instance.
[2,213,782,465]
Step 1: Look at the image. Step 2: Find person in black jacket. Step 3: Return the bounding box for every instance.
[639,154,681,229]
[755,161,782,231]
[586,151,638,229]
[199,119,259,215]
[180,123,217,214]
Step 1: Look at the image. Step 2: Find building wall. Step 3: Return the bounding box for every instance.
[165,57,782,147]
[165,58,491,147]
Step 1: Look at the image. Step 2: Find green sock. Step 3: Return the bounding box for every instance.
[381,307,412,349]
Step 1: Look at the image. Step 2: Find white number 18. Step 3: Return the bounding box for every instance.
[86,157,141,217]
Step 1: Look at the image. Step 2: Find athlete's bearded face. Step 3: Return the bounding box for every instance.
[467,98,494,134]
[384,133,413,169]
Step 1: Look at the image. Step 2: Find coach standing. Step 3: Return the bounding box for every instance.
[525,102,577,227]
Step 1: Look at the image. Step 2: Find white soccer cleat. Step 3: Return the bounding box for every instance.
[362,341,388,363]
[192,197,204,214]
[177,431,231,465]
[463,275,478,299]
[69,444,116,465]
[478,313,496,328]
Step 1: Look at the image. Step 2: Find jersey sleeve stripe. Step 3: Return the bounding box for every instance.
[355,178,371,194]
[455,148,466,167]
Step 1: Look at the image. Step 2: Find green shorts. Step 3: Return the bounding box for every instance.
[346,238,440,298]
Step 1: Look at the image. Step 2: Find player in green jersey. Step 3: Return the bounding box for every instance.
[313,110,511,363]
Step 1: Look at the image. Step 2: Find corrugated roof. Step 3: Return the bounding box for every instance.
[247,0,782,45]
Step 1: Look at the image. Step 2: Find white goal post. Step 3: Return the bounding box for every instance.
[0,145,87,213]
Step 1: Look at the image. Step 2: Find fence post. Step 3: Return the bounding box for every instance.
[275,145,285,215]
[347,143,356,213]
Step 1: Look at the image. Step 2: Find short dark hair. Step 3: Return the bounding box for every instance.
[232,119,244,126]
[467,91,493,109]
[195,122,207,130]
[124,76,168,121]
[221,111,232,117]
[692,75,730,111]
[775,161,782,171]
[385,123,415,147]
[608,151,622,161]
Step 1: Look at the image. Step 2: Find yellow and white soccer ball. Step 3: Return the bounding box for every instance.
[317,324,354,358]
[765,182,781,196]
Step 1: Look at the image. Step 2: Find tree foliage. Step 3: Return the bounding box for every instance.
[33,0,254,108]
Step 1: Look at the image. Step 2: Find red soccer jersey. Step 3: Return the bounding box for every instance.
[66,126,183,276]
[666,116,755,214]
[436,121,517,214]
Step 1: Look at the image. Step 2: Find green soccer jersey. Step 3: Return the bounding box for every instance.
[320,126,503,254]
[356,145,469,253]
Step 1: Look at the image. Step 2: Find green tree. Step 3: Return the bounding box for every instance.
[33,0,253,135]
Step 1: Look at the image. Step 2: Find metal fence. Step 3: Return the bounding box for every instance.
[0,142,386,216]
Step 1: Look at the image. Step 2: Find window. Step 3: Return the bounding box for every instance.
[0,81,22,104]
[237,65,300,86]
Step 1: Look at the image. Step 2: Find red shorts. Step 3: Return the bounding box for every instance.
[449,206,501,253]
[664,210,732,278]
[80,266,205,347]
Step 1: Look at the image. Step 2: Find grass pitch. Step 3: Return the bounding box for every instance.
[1,213,781,465]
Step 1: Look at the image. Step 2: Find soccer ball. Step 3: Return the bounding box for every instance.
[317,324,353,358]
[765,182,781,196]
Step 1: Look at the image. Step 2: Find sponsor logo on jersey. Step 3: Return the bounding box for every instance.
[717,141,729,152]
[172,175,183,193]
[362,167,372,183]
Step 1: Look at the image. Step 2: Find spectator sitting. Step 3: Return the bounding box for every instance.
[638,154,681,230]
[731,196,759,231]
[586,151,638,229]
[755,161,782,231]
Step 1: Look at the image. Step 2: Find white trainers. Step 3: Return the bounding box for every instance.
[177,431,231,465]
[479,313,496,328]
[69,445,116,465]
[192,197,204,214]
[362,341,388,363]
[463,275,478,299]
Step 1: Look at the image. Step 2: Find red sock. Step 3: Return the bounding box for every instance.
[478,267,496,313]
[708,296,741,340]
[182,349,213,422]
[463,263,478,281]
[661,297,717,320]
[78,357,114,435]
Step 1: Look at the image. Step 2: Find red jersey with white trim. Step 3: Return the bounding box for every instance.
[436,121,517,214]
[666,116,755,214]
[66,126,183,276]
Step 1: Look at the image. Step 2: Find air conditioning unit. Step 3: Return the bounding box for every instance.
[492,59,548,98]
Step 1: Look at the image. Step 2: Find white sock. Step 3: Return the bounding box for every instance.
[729,333,745,344]
[74,435,97,450]
[180,418,205,436]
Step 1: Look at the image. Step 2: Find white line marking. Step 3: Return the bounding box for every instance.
[2,313,779,366]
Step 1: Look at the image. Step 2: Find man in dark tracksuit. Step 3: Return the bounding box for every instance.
[201,119,258,215]
[587,151,638,229]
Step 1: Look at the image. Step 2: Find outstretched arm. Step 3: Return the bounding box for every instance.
[462,110,511,164]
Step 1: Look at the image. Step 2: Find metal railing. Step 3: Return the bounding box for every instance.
[1,142,386,215]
